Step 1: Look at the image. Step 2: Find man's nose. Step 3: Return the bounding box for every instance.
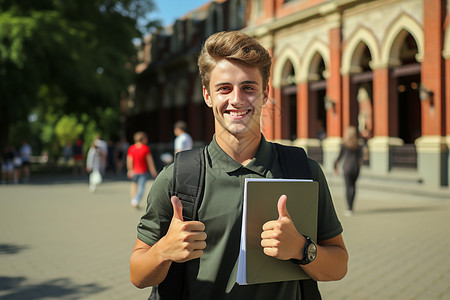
[229,89,242,105]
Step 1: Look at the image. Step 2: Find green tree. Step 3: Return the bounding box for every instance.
[0,0,159,154]
[55,115,84,147]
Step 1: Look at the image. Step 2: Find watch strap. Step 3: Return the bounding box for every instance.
[290,235,316,265]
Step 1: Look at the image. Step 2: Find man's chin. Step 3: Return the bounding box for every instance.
[226,124,262,138]
[226,124,250,135]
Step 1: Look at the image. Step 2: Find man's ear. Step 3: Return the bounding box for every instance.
[262,84,270,105]
[203,86,212,107]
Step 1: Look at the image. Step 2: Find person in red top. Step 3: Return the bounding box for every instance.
[127,132,158,208]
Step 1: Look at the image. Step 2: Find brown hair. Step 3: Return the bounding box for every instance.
[173,120,188,132]
[133,131,147,143]
[343,126,359,150]
[197,31,272,92]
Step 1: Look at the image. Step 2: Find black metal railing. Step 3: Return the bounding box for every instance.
[392,144,417,169]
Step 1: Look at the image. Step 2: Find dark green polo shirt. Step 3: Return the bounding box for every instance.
[137,135,342,300]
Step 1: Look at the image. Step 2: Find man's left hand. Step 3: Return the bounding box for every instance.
[260,195,305,261]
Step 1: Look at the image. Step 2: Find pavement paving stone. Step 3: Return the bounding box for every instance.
[0,179,151,300]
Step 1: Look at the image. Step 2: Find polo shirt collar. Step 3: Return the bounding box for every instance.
[207,134,273,176]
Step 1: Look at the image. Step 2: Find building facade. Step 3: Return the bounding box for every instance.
[130,0,450,188]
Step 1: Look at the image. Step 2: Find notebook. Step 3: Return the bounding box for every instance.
[237,178,319,285]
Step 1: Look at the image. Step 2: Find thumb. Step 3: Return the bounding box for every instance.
[277,194,291,220]
[171,196,184,221]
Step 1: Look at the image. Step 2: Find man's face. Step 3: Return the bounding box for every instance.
[203,59,269,139]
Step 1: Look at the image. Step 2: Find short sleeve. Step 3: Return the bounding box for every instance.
[308,159,343,241]
[136,164,174,246]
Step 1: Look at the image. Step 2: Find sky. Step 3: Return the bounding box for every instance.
[151,0,211,27]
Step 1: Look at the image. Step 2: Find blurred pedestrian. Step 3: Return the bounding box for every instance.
[116,136,129,175]
[73,138,85,175]
[20,140,32,182]
[11,147,22,184]
[173,120,193,154]
[106,139,116,174]
[86,142,102,192]
[94,134,108,175]
[1,146,14,184]
[127,132,158,208]
[334,126,363,216]
[63,142,73,164]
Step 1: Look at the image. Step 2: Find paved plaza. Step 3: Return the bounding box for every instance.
[0,173,449,299]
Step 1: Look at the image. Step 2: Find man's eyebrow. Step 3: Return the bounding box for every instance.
[214,82,231,87]
[241,80,259,85]
[214,80,259,87]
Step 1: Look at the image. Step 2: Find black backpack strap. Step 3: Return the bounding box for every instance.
[274,143,321,300]
[172,147,206,221]
[149,148,206,300]
[274,143,312,179]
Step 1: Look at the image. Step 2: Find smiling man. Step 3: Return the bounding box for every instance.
[130,31,348,300]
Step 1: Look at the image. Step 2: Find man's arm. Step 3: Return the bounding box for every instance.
[145,153,158,178]
[126,155,133,179]
[302,234,348,281]
[130,239,172,288]
[130,196,207,288]
[261,195,348,281]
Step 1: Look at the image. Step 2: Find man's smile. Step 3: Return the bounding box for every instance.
[225,109,251,119]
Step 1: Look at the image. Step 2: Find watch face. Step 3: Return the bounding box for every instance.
[307,243,317,261]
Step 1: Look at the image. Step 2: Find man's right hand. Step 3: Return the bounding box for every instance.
[159,196,207,263]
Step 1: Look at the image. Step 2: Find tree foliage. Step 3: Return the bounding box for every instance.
[0,0,158,156]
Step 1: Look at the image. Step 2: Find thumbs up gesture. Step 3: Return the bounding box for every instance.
[261,195,304,260]
[159,196,207,263]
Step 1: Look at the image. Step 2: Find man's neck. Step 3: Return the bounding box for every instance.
[215,131,262,165]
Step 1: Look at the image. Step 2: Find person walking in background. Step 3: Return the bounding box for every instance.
[127,132,158,208]
[1,146,14,184]
[106,139,117,174]
[334,126,363,216]
[12,147,22,184]
[116,136,129,175]
[86,142,102,192]
[173,120,193,154]
[63,142,73,164]
[19,140,32,183]
[94,134,108,175]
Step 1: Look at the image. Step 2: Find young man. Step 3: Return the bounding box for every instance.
[127,132,158,208]
[173,120,193,154]
[130,31,348,299]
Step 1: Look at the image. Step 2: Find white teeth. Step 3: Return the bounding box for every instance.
[229,111,247,116]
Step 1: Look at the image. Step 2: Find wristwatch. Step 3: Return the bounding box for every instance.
[290,235,317,265]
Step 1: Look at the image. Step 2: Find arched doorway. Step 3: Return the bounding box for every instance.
[308,53,327,140]
[280,60,297,141]
[390,31,421,168]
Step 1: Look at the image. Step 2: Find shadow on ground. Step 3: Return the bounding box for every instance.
[0,276,107,300]
[0,244,29,255]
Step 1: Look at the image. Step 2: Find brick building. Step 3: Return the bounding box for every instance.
[129,0,450,188]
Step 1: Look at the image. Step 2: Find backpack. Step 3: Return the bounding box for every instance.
[149,143,321,300]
